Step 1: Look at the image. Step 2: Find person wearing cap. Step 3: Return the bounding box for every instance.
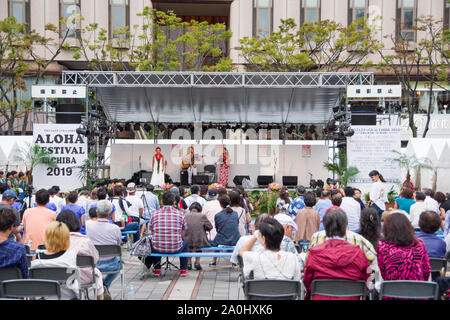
[288,186,306,218]
[273,213,298,255]
[0,189,23,242]
[125,182,147,239]
[202,188,227,241]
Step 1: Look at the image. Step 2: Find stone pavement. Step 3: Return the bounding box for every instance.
[108,247,244,300]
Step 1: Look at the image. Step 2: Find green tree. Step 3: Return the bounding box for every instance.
[14,143,57,185]
[323,149,360,187]
[237,18,379,72]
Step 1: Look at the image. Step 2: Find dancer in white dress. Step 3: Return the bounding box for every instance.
[150,147,165,187]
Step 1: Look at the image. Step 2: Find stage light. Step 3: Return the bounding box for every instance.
[98,123,108,131]
[336,141,347,149]
[34,100,44,108]
[377,107,384,114]
[89,110,101,118]
[343,128,355,137]
[76,127,87,136]
[333,106,341,113]
[334,112,347,121]
[47,100,58,108]
[93,129,101,136]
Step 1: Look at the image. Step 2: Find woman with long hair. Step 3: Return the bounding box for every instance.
[150,146,165,187]
[358,207,381,250]
[377,212,431,299]
[368,170,388,223]
[218,147,230,187]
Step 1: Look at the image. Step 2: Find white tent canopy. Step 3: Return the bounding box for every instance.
[405,138,450,191]
[0,136,33,172]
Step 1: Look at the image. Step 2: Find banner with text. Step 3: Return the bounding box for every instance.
[347,126,401,184]
[33,124,87,192]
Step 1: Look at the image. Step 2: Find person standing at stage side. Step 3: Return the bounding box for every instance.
[368,170,388,223]
[182,146,197,185]
[218,147,231,188]
[150,147,165,187]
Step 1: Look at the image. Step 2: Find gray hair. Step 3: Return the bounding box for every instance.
[323,208,348,238]
[97,200,112,218]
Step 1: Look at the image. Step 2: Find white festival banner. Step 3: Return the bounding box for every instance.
[33,124,87,192]
[347,126,401,185]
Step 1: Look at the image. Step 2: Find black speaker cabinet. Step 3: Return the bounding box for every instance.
[56,104,83,124]
[351,105,377,126]
[180,169,189,186]
[193,174,209,185]
[233,175,250,186]
[282,176,298,186]
[257,175,274,186]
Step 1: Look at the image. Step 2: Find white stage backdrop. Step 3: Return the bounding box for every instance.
[347,126,401,194]
[33,124,87,192]
[110,142,329,187]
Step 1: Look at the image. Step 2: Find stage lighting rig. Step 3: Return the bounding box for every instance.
[34,100,44,108]
[76,127,88,136]
[333,111,347,121]
[143,123,152,132]
[47,100,58,108]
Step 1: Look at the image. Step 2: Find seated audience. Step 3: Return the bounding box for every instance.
[210,195,241,266]
[185,202,213,271]
[86,200,122,292]
[409,191,427,230]
[125,183,147,239]
[184,185,207,208]
[313,190,332,230]
[423,188,440,214]
[230,213,269,266]
[202,188,227,241]
[303,208,370,300]
[377,212,431,297]
[394,187,416,215]
[294,192,320,242]
[0,189,23,242]
[240,218,300,285]
[57,210,104,300]
[31,221,80,300]
[110,185,140,242]
[145,192,189,276]
[340,187,362,232]
[288,186,306,218]
[0,207,28,279]
[353,188,365,211]
[61,191,86,235]
[416,210,446,259]
[141,184,160,220]
[325,193,343,214]
[275,188,291,215]
[22,189,56,251]
[358,207,381,251]
[230,190,251,237]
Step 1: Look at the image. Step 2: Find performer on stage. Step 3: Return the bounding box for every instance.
[150,147,165,187]
[182,146,197,185]
[218,147,230,187]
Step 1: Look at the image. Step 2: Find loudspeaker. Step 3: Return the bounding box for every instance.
[351,105,377,126]
[55,104,83,124]
[140,171,152,185]
[282,176,298,186]
[233,175,250,186]
[193,174,209,185]
[257,175,274,186]
[180,169,189,186]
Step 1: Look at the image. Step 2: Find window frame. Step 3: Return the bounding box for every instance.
[445,0,450,30]
[396,0,417,42]
[301,0,321,25]
[8,0,30,26]
[253,0,273,39]
[59,0,81,39]
[109,0,130,39]
[348,0,369,26]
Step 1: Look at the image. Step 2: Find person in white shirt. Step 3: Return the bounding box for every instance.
[368,170,388,223]
[240,218,301,286]
[49,186,65,214]
[184,185,207,208]
[141,184,160,219]
[76,190,90,215]
[340,187,362,232]
[125,183,146,238]
[409,191,427,230]
[422,189,440,215]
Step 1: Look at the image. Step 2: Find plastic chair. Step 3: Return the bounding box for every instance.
[310,279,367,300]
[0,267,23,297]
[379,280,439,300]
[429,258,447,281]
[1,279,61,300]
[95,245,124,300]
[76,255,98,300]
[244,279,303,300]
[29,267,81,300]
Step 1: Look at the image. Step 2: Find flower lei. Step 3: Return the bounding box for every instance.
[155,153,162,173]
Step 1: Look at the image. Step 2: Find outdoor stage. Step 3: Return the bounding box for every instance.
[108,139,331,188]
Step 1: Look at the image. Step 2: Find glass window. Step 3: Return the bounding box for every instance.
[60,0,80,38]
[348,0,368,26]
[301,0,321,24]
[397,0,416,42]
[8,0,29,25]
[253,0,272,39]
[109,0,129,39]
[444,0,450,29]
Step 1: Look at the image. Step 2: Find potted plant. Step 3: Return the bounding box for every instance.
[385,186,398,210]
[323,149,360,187]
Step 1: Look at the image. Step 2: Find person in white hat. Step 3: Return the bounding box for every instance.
[125,183,146,239]
[274,213,306,269]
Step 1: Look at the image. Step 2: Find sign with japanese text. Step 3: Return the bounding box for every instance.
[347,85,402,98]
[31,85,86,99]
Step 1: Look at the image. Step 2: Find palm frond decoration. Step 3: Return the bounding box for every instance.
[14,143,57,184]
[71,150,97,187]
[323,149,359,187]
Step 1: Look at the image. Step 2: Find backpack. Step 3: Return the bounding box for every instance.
[132,235,152,257]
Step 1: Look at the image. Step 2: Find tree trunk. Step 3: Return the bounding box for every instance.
[422,81,434,138]
[408,97,417,138]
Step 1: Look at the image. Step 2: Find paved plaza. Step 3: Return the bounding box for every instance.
[108,247,243,300]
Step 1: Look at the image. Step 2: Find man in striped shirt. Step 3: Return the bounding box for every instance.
[147,191,189,276]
